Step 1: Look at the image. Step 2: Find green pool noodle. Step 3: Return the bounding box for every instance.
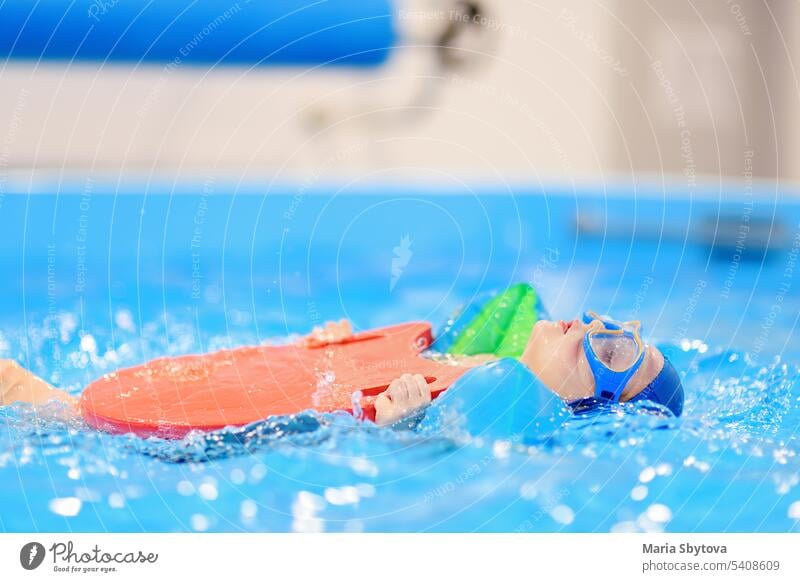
[446,283,541,359]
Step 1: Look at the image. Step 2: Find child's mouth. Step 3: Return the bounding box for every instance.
[559,320,575,334]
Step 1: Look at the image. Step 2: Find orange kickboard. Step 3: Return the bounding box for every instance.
[80,322,472,438]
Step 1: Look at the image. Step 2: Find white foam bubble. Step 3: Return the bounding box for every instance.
[240,499,258,520]
[631,485,648,501]
[646,504,672,523]
[550,505,575,525]
[190,514,209,531]
[639,467,656,483]
[49,497,82,517]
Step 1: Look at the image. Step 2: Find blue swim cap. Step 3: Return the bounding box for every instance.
[628,356,683,417]
[568,357,684,417]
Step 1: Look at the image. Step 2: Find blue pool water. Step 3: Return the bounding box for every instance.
[1,182,800,532]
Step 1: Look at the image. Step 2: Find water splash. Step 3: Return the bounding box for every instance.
[1,320,799,532]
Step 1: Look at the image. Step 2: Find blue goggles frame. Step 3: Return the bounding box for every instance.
[581,311,646,402]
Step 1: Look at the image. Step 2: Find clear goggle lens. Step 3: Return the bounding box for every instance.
[583,312,644,372]
[588,331,641,371]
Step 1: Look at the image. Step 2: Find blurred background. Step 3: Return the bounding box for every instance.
[1,0,797,186]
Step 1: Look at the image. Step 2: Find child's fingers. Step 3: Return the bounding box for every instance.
[310,325,325,340]
[374,392,392,421]
[375,392,390,408]
[384,380,397,403]
[397,374,415,403]
[404,374,420,400]
[386,377,405,403]
[375,372,430,426]
[337,319,352,337]
[412,374,431,404]
[410,374,424,399]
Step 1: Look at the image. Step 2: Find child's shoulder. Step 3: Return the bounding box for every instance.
[417,357,569,442]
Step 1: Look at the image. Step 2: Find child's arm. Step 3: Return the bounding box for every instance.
[0,360,77,407]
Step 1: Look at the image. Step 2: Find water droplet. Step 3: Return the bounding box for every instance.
[355,483,375,498]
[115,310,135,332]
[177,480,194,496]
[520,482,537,500]
[190,514,209,531]
[124,486,144,499]
[74,487,100,502]
[240,499,258,520]
[773,472,799,495]
[230,468,246,485]
[292,491,325,533]
[80,335,97,353]
[324,486,360,506]
[350,458,378,477]
[198,479,218,501]
[493,440,512,459]
[250,464,268,482]
[292,517,324,533]
[773,448,791,465]
[294,491,325,514]
[639,467,656,483]
[550,505,575,525]
[646,504,672,523]
[49,497,82,517]
[631,485,648,501]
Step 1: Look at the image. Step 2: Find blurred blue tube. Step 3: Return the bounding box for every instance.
[0,0,395,67]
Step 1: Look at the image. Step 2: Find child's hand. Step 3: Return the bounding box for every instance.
[0,359,76,407]
[374,373,432,426]
[302,319,353,347]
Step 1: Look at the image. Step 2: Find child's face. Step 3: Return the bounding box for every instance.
[520,318,665,402]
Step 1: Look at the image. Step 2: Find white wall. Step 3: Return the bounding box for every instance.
[0,0,797,187]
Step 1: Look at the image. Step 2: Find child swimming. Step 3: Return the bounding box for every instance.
[0,284,683,432]
[374,314,683,425]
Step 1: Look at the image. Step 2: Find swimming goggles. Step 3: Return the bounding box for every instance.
[581,311,646,402]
